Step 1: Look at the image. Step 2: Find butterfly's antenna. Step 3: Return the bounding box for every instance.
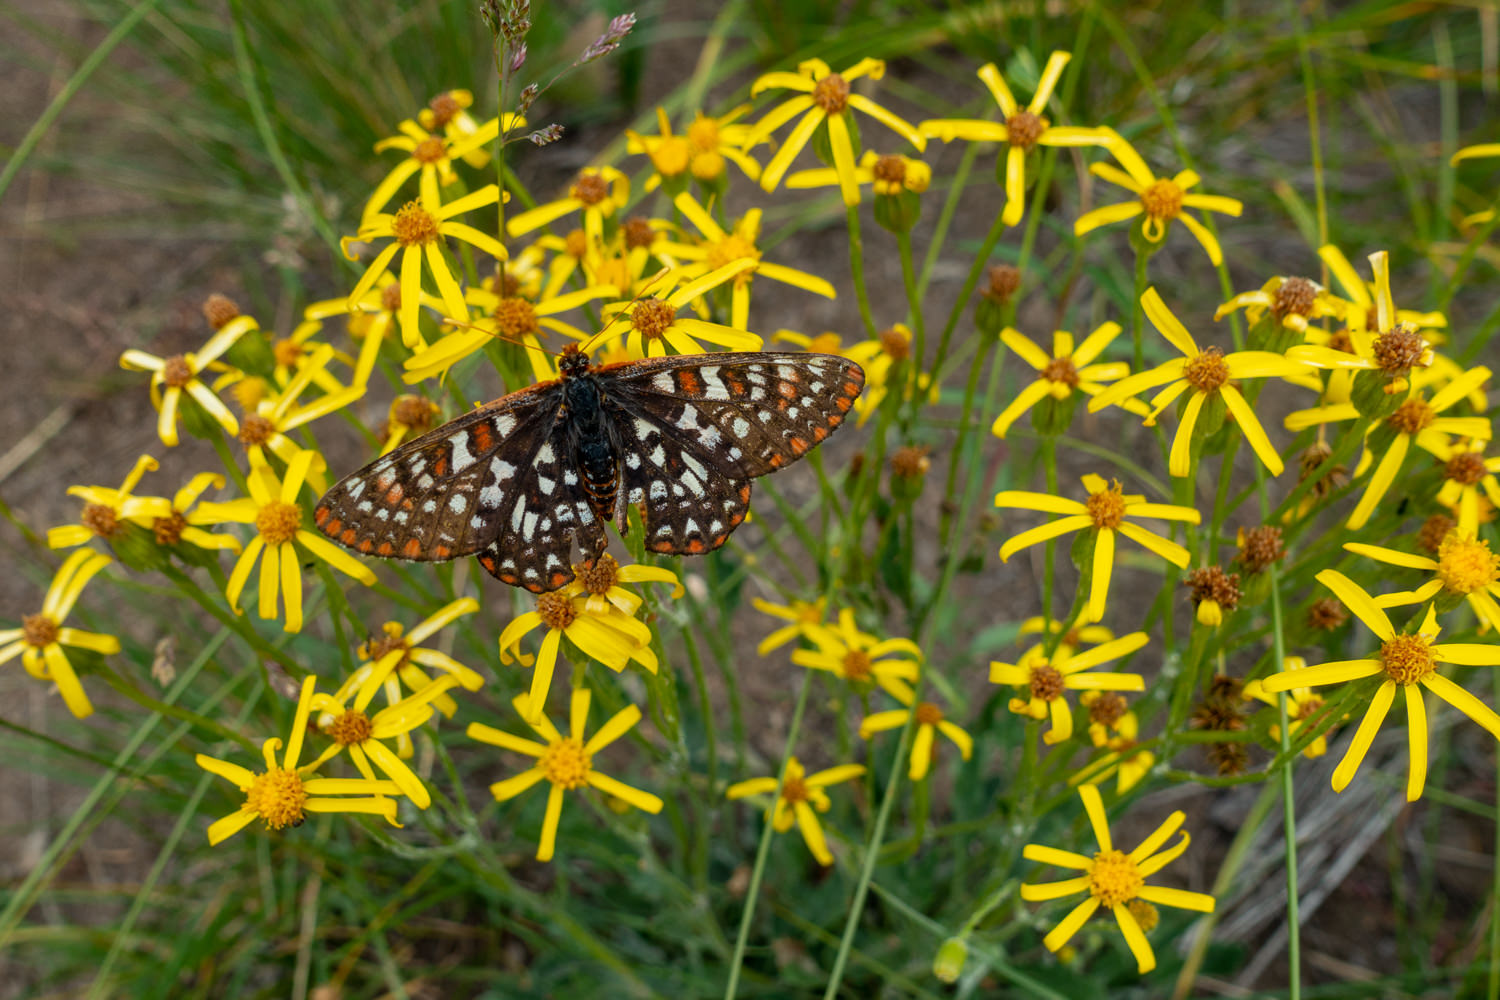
[579,267,674,355]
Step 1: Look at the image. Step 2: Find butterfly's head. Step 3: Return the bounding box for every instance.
[558,344,592,379]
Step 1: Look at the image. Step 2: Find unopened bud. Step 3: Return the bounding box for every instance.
[933,937,967,983]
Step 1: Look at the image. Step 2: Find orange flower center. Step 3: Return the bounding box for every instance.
[380,282,403,312]
[1089,849,1144,907]
[392,201,441,246]
[359,625,410,665]
[81,502,120,538]
[1028,662,1065,701]
[1387,398,1435,436]
[811,73,850,113]
[203,293,241,330]
[687,115,720,150]
[1139,179,1184,221]
[1371,323,1427,375]
[391,395,439,432]
[255,500,302,545]
[494,296,540,337]
[22,613,59,648]
[1419,514,1456,554]
[873,154,907,185]
[890,445,930,479]
[706,234,759,272]
[273,338,303,369]
[577,554,621,595]
[622,217,658,250]
[1183,347,1230,393]
[238,413,276,447]
[1085,482,1127,529]
[1087,692,1128,727]
[879,327,910,361]
[1445,451,1486,487]
[245,767,308,830]
[571,173,610,206]
[1380,632,1436,685]
[538,737,592,788]
[536,591,577,630]
[1042,356,1080,387]
[1272,277,1317,318]
[984,264,1022,303]
[326,710,374,745]
[842,649,873,681]
[914,702,945,725]
[1126,898,1160,932]
[412,136,447,164]
[1004,109,1047,149]
[780,775,810,804]
[153,511,187,546]
[630,298,677,340]
[563,229,588,259]
[161,355,194,388]
[427,93,461,126]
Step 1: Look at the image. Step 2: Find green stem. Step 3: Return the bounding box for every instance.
[1270,564,1300,1000]
[1131,246,1149,373]
[724,670,815,999]
[845,204,878,339]
[897,230,926,422]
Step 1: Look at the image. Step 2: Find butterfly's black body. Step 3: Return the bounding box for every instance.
[316,346,864,593]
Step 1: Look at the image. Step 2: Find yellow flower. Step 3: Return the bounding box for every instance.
[498,588,657,721]
[990,322,1146,438]
[195,676,400,845]
[1021,785,1215,973]
[1241,657,1334,759]
[995,474,1199,623]
[1070,692,1156,792]
[626,105,763,188]
[311,670,465,809]
[1286,250,1439,398]
[726,755,865,866]
[1284,366,1492,529]
[859,688,972,780]
[0,549,118,718]
[466,687,663,862]
[363,113,518,227]
[1261,570,1500,800]
[1074,136,1243,265]
[507,166,630,243]
[656,193,835,333]
[751,596,828,655]
[1345,532,1500,632]
[1432,439,1500,536]
[786,149,930,196]
[1215,274,1344,337]
[417,90,492,167]
[120,322,249,446]
[555,552,682,617]
[343,185,507,346]
[194,450,376,633]
[990,631,1148,744]
[236,344,364,494]
[47,454,172,550]
[354,597,486,711]
[304,271,442,374]
[147,472,244,553]
[602,260,763,359]
[786,323,930,427]
[791,608,923,702]
[920,52,1113,226]
[403,280,617,384]
[379,395,442,455]
[1018,618,1118,659]
[745,58,925,206]
[1089,288,1309,477]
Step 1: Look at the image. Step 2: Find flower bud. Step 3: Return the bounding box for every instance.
[932,936,968,983]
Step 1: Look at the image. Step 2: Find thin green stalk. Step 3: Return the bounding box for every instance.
[724,669,815,999]
[897,230,926,420]
[845,204,879,339]
[1270,564,1300,999]
[0,0,164,206]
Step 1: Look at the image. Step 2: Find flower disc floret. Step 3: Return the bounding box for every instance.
[1437,534,1500,595]
[630,298,677,340]
[412,136,446,163]
[1373,324,1428,375]
[81,502,120,538]
[1380,633,1436,686]
[22,613,59,648]
[1140,178,1184,222]
[812,73,850,112]
[255,500,301,545]
[152,511,187,545]
[706,234,759,271]
[1041,357,1081,387]
[1273,277,1317,319]
[1088,691,1127,727]
[1089,849,1145,907]
[538,737,591,789]
[1446,452,1486,486]
[879,327,911,362]
[1029,662,1066,700]
[161,355,194,388]
[1183,348,1230,392]
[872,154,907,185]
[577,554,621,595]
[245,768,308,830]
[237,414,276,447]
[1005,109,1046,148]
[914,702,945,725]
[1387,398,1435,435]
[326,710,374,746]
[842,649,873,681]
[572,174,610,205]
[495,297,540,336]
[780,775,810,804]
[1086,483,1126,529]
[392,202,441,246]
[536,591,577,631]
[622,217,658,250]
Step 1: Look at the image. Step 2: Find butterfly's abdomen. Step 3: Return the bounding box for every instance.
[564,374,619,522]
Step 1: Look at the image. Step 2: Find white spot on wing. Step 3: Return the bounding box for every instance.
[449,433,475,472]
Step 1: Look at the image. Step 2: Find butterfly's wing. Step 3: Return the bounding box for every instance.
[600,352,863,554]
[315,382,594,591]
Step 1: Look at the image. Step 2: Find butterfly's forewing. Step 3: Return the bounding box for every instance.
[600,352,864,554]
[314,382,567,564]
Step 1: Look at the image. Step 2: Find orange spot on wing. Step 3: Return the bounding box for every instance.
[777,380,798,398]
[314,505,331,526]
[827,412,844,426]
[835,396,852,412]
[812,426,828,442]
[323,517,343,536]
[402,539,423,558]
[471,422,493,454]
[768,453,785,468]
[843,380,861,396]
[789,436,809,455]
[723,373,746,396]
[432,544,453,559]
[500,572,520,585]
[385,483,404,506]
[377,541,394,556]
[548,571,568,590]
[650,538,675,552]
[358,538,374,553]
[677,370,702,395]
[684,538,705,554]
[432,455,449,476]
[340,528,359,546]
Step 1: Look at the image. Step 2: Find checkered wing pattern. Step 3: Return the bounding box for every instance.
[600,352,864,554]
[314,383,594,589]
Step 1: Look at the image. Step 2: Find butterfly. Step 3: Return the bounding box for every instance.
[315,345,864,593]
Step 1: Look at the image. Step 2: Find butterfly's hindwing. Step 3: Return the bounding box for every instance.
[314,383,565,562]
